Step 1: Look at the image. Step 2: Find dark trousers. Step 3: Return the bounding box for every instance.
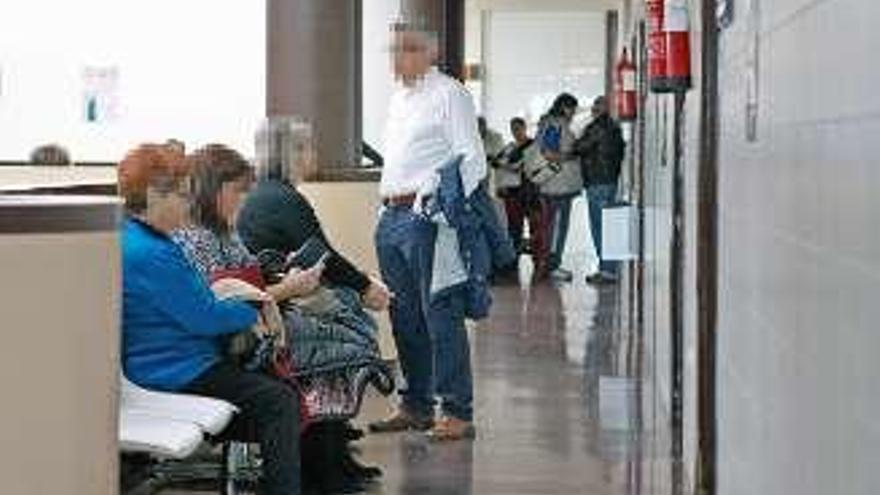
[499,187,525,250]
[185,361,301,495]
[585,183,620,274]
[375,206,474,421]
[543,193,577,271]
[501,186,547,263]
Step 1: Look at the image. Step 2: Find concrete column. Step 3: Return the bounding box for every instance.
[605,10,620,102]
[400,0,465,80]
[267,0,362,172]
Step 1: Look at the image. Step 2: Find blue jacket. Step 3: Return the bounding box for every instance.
[425,156,517,319]
[122,218,257,391]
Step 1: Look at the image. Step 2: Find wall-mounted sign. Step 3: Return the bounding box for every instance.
[82,66,120,124]
[717,0,734,29]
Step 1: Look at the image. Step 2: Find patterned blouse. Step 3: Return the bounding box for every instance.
[171,226,257,281]
[171,226,393,425]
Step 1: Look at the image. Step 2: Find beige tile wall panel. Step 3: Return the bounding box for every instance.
[0,227,120,494]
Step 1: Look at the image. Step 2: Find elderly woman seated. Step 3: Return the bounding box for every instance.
[170,144,391,494]
[118,144,301,495]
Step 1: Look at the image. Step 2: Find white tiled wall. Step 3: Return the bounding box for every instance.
[717,0,880,493]
[623,0,880,492]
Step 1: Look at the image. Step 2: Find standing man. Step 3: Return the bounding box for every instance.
[575,96,626,284]
[369,21,486,441]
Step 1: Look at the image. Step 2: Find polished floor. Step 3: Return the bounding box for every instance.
[356,281,631,494]
[160,199,671,495]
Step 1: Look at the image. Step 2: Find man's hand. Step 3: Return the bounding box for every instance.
[362,276,392,311]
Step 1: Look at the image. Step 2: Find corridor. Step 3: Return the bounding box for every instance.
[6,0,880,493]
[354,208,670,495]
[155,204,671,495]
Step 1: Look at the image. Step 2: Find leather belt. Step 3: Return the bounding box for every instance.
[382,193,417,207]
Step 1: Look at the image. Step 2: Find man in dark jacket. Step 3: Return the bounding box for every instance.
[574,96,625,284]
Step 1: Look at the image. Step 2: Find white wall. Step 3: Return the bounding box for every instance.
[483,11,606,139]
[361,0,400,156]
[716,1,880,493]
[0,0,264,162]
[465,0,617,64]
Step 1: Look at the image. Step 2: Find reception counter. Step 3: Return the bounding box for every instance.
[0,195,122,494]
[0,165,117,193]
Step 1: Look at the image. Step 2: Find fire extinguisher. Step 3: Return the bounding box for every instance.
[614,48,637,121]
[645,0,692,93]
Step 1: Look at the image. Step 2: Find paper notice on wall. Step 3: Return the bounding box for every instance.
[602,203,638,261]
[82,66,120,123]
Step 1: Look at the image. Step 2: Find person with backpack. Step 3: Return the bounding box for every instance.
[535,93,583,282]
[574,96,626,284]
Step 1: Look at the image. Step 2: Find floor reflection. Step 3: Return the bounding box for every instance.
[397,434,474,495]
[354,261,650,495]
[158,265,659,495]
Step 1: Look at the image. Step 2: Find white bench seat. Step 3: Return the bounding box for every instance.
[119,377,237,461]
[119,411,204,459]
[121,378,237,436]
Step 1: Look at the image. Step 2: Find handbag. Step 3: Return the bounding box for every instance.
[526,151,562,186]
[209,264,266,290]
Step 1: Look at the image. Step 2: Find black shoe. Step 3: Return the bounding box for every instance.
[586,272,619,285]
[316,477,370,494]
[343,450,382,480]
[344,424,365,442]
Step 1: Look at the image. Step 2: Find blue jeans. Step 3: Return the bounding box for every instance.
[375,206,473,421]
[544,194,576,271]
[585,183,619,274]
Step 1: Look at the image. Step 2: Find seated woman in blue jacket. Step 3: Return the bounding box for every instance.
[119,144,301,495]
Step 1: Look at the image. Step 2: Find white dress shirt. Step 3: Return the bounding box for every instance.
[380,68,487,198]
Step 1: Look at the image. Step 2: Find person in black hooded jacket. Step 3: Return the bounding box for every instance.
[573,96,626,284]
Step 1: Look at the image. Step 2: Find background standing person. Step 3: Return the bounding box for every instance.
[479,115,506,205]
[369,21,486,442]
[478,116,505,165]
[494,117,541,257]
[575,96,625,284]
[481,115,519,281]
[536,93,582,282]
